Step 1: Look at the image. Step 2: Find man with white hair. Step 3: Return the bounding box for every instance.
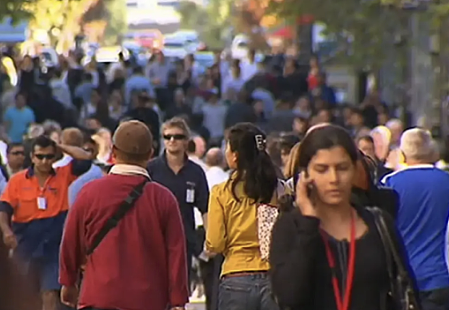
[386,118,403,148]
[204,147,229,190]
[382,128,449,310]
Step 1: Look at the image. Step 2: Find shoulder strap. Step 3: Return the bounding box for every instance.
[367,207,394,280]
[368,208,404,274]
[86,179,149,255]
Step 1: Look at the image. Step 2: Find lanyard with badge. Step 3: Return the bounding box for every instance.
[37,177,52,210]
[186,181,195,204]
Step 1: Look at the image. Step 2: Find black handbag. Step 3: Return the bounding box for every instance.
[368,207,421,310]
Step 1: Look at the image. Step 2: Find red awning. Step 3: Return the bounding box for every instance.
[270,27,293,38]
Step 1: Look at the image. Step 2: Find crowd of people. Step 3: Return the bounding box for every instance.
[0,46,448,310]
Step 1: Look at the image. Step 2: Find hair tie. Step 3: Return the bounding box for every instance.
[255,134,266,151]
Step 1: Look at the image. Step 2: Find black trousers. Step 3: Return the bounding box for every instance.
[210,254,224,310]
[199,258,216,310]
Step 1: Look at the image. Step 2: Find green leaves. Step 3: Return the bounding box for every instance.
[177,0,233,49]
[103,0,128,45]
[267,0,411,69]
[0,0,34,23]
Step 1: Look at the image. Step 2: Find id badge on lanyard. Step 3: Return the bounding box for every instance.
[186,182,195,203]
[37,196,47,210]
[37,178,51,210]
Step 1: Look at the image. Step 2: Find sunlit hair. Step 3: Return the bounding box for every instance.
[283,142,301,179]
[386,118,403,131]
[370,125,391,160]
[400,128,434,162]
[226,123,278,204]
[161,117,191,138]
[306,122,331,134]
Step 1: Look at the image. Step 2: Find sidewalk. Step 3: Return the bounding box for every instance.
[186,302,205,310]
[187,295,206,310]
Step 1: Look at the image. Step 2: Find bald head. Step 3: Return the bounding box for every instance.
[205,148,224,167]
[61,128,83,147]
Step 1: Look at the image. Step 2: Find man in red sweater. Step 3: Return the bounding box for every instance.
[59,120,189,310]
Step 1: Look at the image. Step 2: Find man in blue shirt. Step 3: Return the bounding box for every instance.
[68,163,104,207]
[382,128,449,310]
[4,91,35,143]
[125,66,154,106]
[68,135,105,206]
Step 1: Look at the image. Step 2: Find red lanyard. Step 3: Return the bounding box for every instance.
[320,210,356,310]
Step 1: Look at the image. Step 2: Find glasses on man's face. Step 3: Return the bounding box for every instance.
[163,134,186,141]
[34,154,56,160]
[10,151,25,156]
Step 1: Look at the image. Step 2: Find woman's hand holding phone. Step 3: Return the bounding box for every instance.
[296,171,318,217]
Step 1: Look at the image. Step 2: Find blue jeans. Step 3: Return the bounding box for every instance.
[218,273,279,310]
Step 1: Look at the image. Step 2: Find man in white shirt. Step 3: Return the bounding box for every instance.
[241,49,259,82]
[204,147,229,190]
[53,128,84,168]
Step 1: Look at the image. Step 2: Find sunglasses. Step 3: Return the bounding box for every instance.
[163,134,186,140]
[34,154,56,160]
[10,151,25,156]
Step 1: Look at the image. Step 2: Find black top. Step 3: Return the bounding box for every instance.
[270,207,391,310]
[125,107,160,141]
[147,153,209,253]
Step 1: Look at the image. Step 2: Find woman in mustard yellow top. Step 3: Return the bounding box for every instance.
[206,123,280,310]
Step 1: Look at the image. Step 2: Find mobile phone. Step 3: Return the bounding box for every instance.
[302,169,316,200]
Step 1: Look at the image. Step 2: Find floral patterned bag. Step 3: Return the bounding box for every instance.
[257,180,286,261]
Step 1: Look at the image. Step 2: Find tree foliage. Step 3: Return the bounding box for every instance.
[0,0,34,23]
[268,0,410,69]
[177,0,270,50]
[103,0,128,45]
[82,0,127,45]
[268,0,449,69]
[28,0,95,50]
[177,0,232,50]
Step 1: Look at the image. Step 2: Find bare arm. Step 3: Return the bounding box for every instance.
[58,144,92,160]
[0,211,12,235]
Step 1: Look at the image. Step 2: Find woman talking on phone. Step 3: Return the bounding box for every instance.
[269,124,419,310]
[206,123,281,310]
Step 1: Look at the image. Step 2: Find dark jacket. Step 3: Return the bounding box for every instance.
[269,205,419,310]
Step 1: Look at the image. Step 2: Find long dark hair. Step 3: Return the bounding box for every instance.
[227,123,278,203]
[298,124,358,170]
[280,124,359,211]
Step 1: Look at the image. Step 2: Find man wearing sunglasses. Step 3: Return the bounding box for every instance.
[148,117,210,293]
[0,135,92,310]
[4,143,25,179]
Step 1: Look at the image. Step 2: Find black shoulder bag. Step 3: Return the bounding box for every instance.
[86,179,149,255]
[367,207,421,310]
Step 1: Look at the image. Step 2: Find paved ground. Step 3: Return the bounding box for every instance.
[187,303,205,310]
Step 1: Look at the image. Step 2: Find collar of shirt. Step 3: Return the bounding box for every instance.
[6,164,14,177]
[26,165,56,178]
[403,164,435,170]
[53,154,73,168]
[162,150,188,164]
[109,164,150,179]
